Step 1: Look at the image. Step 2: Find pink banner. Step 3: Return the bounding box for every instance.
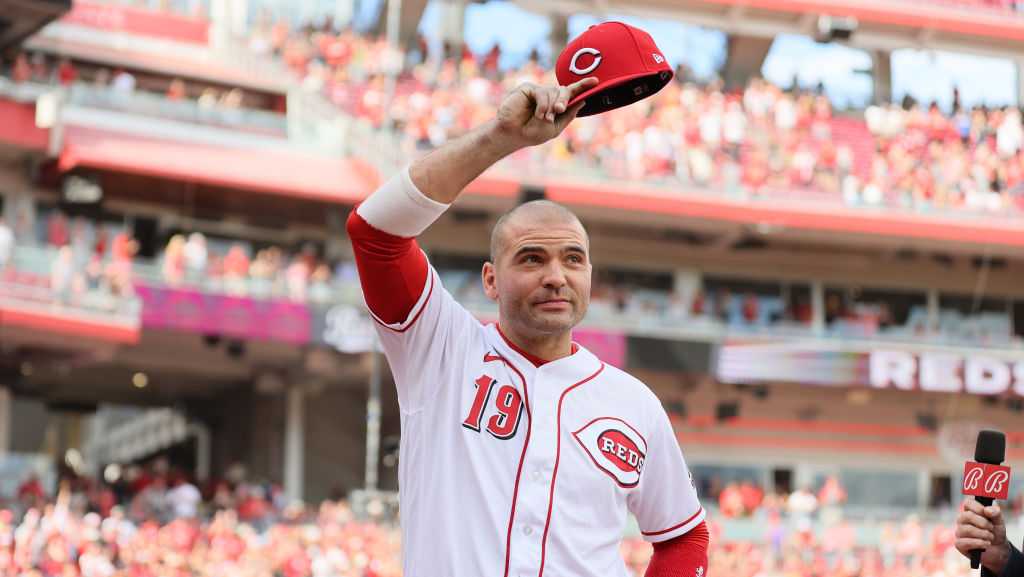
[64,1,209,45]
[573,327,626,368]
[136,284,310,344]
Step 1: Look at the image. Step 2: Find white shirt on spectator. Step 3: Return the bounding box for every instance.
[997,110,1022,158]
[699,109,722,147]
[787,489,819,517]
[774,96,797,132]
[112,71,136,94]
[723,103,746,145]
[184,235,207,273]
[167,482,201,519]
[0,220,12,268]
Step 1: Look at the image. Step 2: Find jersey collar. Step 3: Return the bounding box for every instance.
[495,323,579,368]
[488,324,602,388]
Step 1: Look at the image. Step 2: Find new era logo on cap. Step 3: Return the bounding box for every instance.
[556,21,674,117]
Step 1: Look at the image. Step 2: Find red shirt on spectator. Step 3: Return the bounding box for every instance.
[57,59,77,86]
[11,54,31,83]
[111,232,135,263]
[48,213,69,247]
[283,551,312,577]
[739,482,764,513]
[223,247,250,277]
[17,477,44,501]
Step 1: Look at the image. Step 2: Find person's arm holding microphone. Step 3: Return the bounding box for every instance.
[955,499,1024,577]
[956,430,1022,577]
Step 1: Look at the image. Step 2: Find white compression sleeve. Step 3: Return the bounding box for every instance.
[356,166,450,238]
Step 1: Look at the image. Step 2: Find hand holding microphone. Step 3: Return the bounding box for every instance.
[956,499,1011,575]
[955,429,1014,574]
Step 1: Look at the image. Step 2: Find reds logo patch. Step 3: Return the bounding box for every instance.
[569,47,602,75]
[573,417,647,488]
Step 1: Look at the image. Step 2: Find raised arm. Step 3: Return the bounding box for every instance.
[409,77,598,204]
[347,78,597,326]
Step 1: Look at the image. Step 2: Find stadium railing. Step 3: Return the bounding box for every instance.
[6,239,1023,351]
[66,83,287,135]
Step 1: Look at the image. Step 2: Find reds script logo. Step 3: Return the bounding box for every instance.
[569,47,602,75]
[573,417,647,488]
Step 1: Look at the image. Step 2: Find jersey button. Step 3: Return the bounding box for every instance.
[522,525,534,536]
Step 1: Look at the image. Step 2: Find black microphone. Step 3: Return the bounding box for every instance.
[970,429,1006,570]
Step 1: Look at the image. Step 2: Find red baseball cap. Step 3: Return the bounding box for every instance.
[556,21,674,117]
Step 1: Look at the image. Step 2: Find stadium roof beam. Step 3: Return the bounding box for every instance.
[0,0,71,53]
[367,0,430,49]
[516,0,1024,61]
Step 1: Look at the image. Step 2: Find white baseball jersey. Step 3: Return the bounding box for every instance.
[372,264,705,577]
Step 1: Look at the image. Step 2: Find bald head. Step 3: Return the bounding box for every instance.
[489,200,588,263]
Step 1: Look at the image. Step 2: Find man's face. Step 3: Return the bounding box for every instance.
[483,215,591,339]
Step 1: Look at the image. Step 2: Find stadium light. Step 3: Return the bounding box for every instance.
[132,372,149,389]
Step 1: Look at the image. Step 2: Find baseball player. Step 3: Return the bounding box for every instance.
[347,75,708,577]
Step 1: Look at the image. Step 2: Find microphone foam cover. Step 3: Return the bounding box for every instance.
[975,429,1006,464]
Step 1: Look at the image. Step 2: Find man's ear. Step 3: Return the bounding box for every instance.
[482,261,498,301]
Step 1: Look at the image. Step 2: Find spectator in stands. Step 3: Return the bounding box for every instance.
[10,52,31,83]
[0,217,12,271]
[166,471,201,520]
[107,231,137,297]
[131,474,169,523]
[29,53,49,83]
[17,474,46,511]
[183,231,207,283]
[309,262,333,303]
[787,485,819,522]
[162,234,186,286]
[718,482,745,518]
[110,68,136,95]
[739,481,765,516]
[818,474,847,508]
[56,57,77,86]
[223,244,250,296]
[166,77,187,101]
[47,211,68,248]
[50,246,77,304]
[92,67,111,88]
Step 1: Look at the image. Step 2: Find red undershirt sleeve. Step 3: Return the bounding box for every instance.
[644,521,710,577]
[345,210,428,325]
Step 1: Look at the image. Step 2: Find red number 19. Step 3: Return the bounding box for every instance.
[462,375,524,439]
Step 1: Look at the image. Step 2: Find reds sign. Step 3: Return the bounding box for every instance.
[962,461,1012,500]
[871,351,1024,397]
[573,417,646,488]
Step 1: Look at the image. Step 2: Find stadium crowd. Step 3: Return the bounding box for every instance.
[248,21,1024,215]
[6,23,1024,216]
[3,464,1019,577]
[1,209,1020,346]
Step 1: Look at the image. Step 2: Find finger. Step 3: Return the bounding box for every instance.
[956,524,995,542]
[956,538,993,553]
[554,85,571,114]
[959,511,995,532]
[567,76,599,100]
[536,87,552,119]
[554,99,587,130]
[962,499,985,515]
[517,84,542,119]
[986,505,1003,520]
[542,87,561,122]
